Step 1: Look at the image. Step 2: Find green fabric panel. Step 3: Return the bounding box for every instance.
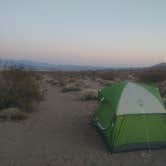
[141,83,163,103]
[95,82,126,128]
[95,101,113,128]
[99,82,126,112]
[103,119,116,149]
[112,142,166,152]
[109,115,166,148]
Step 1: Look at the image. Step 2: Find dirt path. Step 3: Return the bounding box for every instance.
[0,81,166,166]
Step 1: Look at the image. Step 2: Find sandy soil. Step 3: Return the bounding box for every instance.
[0,78,166,166]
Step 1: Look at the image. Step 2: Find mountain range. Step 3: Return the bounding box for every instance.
[0,59,105,71]
[0,59,166,71]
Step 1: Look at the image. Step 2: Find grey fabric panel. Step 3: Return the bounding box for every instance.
[117,83,166,115]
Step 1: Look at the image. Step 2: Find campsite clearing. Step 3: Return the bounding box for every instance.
[0,78,166,165]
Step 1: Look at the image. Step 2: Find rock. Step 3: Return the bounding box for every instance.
[141,152,152,159]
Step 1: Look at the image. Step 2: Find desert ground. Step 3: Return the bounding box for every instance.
[0,70,166,166]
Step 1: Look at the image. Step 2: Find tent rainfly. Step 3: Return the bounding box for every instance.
[94,82,166,152]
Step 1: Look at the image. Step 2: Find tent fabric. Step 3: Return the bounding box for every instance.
[117,83,166,115]
[94,82,166,152]
[96,82,126,129]
[142,84,163,103]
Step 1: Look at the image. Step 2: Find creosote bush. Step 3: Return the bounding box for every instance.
[0,67,44,111]
[62,82,81,92]
[0,107,28,120]
[96,71,115,81]
[80,89,98,100]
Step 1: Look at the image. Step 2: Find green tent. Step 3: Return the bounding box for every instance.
[94,82,166,152]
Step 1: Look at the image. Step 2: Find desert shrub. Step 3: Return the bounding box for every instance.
[47,79,60,86]
[97,71,115,81]
[80,89,98,100]
[0,67,44,111]
[0,107,28,120]
[67,78,78,83]
[163,98,166,108]
[138,71,166,83]
[62,82,81,92]
[96,78,114,86]
[33,72,43,81]
[10,109,28,120]
[160,89,166,98]
[159,83,166,98]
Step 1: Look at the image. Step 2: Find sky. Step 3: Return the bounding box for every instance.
[0,0,166,67]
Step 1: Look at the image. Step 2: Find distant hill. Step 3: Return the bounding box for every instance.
[0,59,105,71]
[0,59,165,71]
[150,63,166,70]
[0,59,55,71]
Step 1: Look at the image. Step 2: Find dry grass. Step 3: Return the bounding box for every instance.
[80,89,98,100]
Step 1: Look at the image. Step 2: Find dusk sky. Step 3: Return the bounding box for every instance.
[0,0,166,67]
